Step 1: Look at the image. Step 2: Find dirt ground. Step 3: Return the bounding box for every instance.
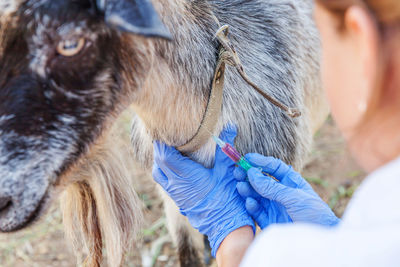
[0,116,366,267]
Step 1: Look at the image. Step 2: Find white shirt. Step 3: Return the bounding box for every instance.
[241,157,400,267]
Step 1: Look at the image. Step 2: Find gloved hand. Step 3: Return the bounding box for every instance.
[234,154,340,229]
[153,126,255,257]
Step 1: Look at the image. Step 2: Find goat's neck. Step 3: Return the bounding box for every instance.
[130,0,219,147]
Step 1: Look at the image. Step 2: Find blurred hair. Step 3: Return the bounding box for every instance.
[317,0,400,24]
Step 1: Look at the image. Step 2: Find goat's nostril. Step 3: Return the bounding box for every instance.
[0,197,11,211]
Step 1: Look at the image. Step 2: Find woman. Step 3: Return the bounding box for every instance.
[153,0,400,266]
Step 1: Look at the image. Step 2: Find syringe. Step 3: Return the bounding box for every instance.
[212,135,279,182]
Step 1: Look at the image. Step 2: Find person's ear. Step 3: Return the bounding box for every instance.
[344,6,381,94]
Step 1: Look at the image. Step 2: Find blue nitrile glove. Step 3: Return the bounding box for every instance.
[152,126,255,257]
[234,154,340,229]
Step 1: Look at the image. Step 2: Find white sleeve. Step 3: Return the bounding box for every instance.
[241,158,400,267]
[240,224,338,267]
[240,222,400,267]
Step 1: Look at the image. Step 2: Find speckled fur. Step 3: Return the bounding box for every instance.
[0,0,326,266]
[133,0,321,169]
[131,1,325,265]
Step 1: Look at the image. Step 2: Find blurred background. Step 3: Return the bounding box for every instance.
[0,110,365,267]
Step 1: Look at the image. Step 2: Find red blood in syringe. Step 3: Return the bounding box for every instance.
[221,143,242,163]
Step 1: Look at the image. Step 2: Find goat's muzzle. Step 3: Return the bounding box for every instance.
[0,174,49,232]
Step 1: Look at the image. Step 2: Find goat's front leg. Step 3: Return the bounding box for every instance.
[159,188,206,267]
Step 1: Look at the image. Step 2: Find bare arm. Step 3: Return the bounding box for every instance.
[216,226,254,267]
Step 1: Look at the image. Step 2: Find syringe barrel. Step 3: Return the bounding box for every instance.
[220,143,256,173]
[221,143,242,163]
[237,158,253,171]
[219,141,280,182]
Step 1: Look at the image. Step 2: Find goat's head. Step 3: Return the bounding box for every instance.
[0,0,169,232]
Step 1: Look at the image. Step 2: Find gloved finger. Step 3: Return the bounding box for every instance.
[152,164,169,189]
[247,167,297,204]
[246,197,270,229]
[236,182,260,199]
[286,171,320,198]
[153,141,208,179]
[218,124,237,146]
[214,124,238,163]
[245,154,290,178]
[233,166,247,181]
[245,154,303,188]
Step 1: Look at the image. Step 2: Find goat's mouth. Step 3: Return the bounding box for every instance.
[0,191,49,232]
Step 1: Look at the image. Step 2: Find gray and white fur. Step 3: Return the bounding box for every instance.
[131,1,325,264]
[0,0,327,266]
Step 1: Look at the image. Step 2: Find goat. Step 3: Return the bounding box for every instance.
[0,0,328,266]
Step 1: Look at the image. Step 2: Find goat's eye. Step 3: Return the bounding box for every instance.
[56,38,86,57]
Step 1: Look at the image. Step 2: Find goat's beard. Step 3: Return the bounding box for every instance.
[60,125,143,267]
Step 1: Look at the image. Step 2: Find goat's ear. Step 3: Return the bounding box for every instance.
[96,0,172,40]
